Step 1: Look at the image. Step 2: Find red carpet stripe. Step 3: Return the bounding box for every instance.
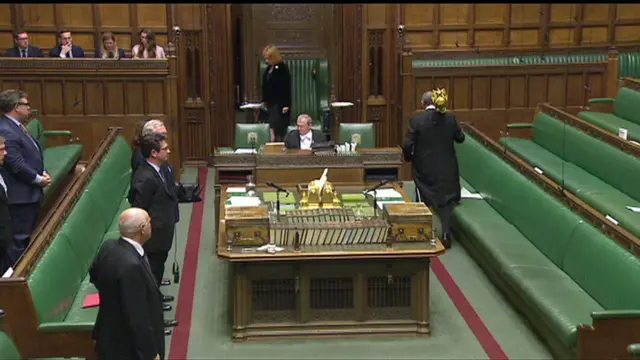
[168,167,208,360]
[432,257,510,360]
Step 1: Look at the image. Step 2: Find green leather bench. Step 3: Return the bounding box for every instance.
[25,118,83,200]
[412,53,609,68]
[578,87,640,142]
[453,133,640,358]
[235,123,270,148]
[499,112,640,242]
[26,135,131,332]
[630,343,640,359]
[259,58,331,130]
[0,330,21,360]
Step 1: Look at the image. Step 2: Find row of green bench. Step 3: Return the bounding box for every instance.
[453,133,640,359]
[579,83,640,143]
[0,132,132,359]
[25,118,84,201]
[500,111,640,248]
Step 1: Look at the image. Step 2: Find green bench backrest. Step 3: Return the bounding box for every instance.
[457,134,582,267]
[532,112,640,201]
[618,52,640,79]
[25,118,47,149]
[458,134,640,309]
[0,331,20,360]
[27,136,132,324]
[259,58,330,124]
[613,87,640,126]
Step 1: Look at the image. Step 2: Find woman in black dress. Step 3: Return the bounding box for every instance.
[261,45,291,142]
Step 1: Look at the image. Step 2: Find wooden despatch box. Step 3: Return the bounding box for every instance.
[225,205,270,246]
[383,202,433,242]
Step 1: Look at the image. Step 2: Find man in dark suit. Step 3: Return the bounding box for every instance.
[0,90,50,268]
[49,29,85,58]
[90,207,164,360]
[0,136,13,275]
[129,134,178,309]
[131,119,179,292]
[284,114,327,150]
[402,89,465,249]
[6,31,44,58]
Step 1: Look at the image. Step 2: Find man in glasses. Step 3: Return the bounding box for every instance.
[6,31,44,58]
[0,90,50,270]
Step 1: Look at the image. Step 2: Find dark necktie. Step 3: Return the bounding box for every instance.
[21,49,27,58]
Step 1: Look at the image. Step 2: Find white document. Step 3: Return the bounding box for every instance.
[461,187,483,199]
[2,267,13,278]
[369,188,403,199]
[377,200,406,209]
[626,206,640,213]
[226,187,247,194]
[240,103,263,110]
[235,148,257,154]
[226,196,261,207]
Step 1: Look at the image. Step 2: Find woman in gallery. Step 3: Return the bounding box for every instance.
[261,44,291,142]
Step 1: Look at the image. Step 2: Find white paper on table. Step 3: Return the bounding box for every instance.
[226,187,247,194]
[365,188,403,199]
[377,200,406,209]
[461,187,483,199]
[226,196,262,207]
[626,206,640,213]
[235,148,257,154]
[240,103,263,110]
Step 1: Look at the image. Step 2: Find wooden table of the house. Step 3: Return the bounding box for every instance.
[217,183,445,342]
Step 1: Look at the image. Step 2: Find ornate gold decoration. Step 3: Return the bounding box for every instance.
[299,169,341,209]
[432,88,448,114]
[351,133,362,145]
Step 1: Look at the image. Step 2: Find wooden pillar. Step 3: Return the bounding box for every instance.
[166,27,182,181]
[400,51,413,181]
[607,46,620,98]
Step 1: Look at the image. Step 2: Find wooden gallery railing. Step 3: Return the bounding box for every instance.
[461,119,640,257]
[400,48,622,143]
[0,58,181,181]
[0,127,121,359]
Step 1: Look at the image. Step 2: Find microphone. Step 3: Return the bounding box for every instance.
[266,181,290,194]
[363,179,389,194]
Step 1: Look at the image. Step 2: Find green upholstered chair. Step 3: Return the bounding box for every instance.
[287,124,322,134]
[338,123,376,148]
[235,123,270,148]
[259,58,331,130]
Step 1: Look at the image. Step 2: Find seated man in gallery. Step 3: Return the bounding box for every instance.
[284,114,327,150]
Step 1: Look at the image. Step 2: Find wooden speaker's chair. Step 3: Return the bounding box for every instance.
[235,123,270,148]
[259,58,331,131]
[338,123,376,148]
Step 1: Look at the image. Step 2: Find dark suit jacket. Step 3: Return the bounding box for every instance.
[90,238,165,360]
[261,61,292,109]
[0,181,12,251]
[131,147,179,222]
[284,129,327,149]
[0,116,44,205]
[403,109,465,208]
[129,162,178,253]
[94,48,127,59]
[6,46,44,58]
[49,44,85,58]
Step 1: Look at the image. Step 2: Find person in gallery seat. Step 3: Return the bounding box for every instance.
[402,88,465,249]
[95,32,127,59]
[284,114,326,150]
[6,31,43,58]
[132,29,166,59]
[49,29,85,58]
[261,44,291,142]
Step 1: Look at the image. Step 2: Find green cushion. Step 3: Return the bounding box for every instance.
[0,331,21,360]
[338,123,376,148]
[42,144,84,198]
[501,137,640,239]
[578,111,640,142]
[235,123,270,148]
[64,272,99,324]
[260,58,330,125]
[613,87,640,126]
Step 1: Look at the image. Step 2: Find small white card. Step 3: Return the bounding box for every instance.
[461,187,483,199]
[626,206,640,213]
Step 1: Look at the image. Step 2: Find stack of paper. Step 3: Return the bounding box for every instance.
[226,196,262,207]
[226,187,247,196]
[235,148,257,154]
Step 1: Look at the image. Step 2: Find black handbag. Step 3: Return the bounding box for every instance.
[176,181,203,203]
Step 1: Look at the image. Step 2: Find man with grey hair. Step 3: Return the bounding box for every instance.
[90,207,165,359]
[0,89,49,268]
[402,90,464,249]
[284,113,327,149]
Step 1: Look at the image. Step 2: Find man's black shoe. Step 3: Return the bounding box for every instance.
[165,319,179,327]
[161,279,171,286]
[443,233,452,249]
[164,328,172,336]
[163,304,172,312]
[163,295,175,302]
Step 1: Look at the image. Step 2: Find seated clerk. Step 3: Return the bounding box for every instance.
[94,32,127,59]
[6,31,43,58]
[284,114,327,150]
[49,29,85,58]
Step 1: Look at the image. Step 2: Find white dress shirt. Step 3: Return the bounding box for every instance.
[426,105,436,110]
[0,173,6,195]
[121,236,144,257]
[146,160,165,183]
[299,131,313,150]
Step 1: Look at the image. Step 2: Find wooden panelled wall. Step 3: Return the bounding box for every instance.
[2,4,640,166]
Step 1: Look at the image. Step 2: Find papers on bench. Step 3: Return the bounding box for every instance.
[240,102,263,110]
[626,206,640,213]
[226,196,261,207]
[377,200,405,209]
[235,148,257,154]
[461,187,483,199]
[365,188,403,199]
[2,267,13,278]
[83,293,100,308]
